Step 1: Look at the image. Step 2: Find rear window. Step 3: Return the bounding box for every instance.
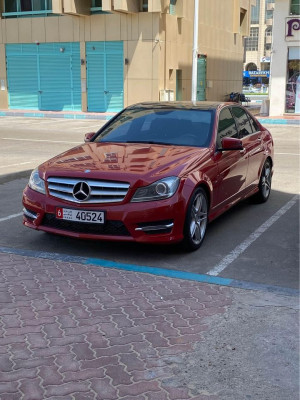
[94,108,214,148]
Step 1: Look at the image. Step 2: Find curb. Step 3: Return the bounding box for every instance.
[0,110,114,121]
[0,246,298,297]
[258,118,300,125]
[0,109,299,125]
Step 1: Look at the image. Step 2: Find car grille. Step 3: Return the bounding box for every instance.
[47,177,130,204]
[42,214,130,236]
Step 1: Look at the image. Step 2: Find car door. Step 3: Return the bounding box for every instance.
[214,107,248,208]
[231,106,264,191]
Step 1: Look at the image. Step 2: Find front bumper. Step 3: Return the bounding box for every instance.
[22,186,187,244]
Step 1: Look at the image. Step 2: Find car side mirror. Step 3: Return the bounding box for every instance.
[84,132,96,142]
[218,137,243,151]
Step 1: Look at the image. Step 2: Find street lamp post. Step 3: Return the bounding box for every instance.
[191,0,199,102]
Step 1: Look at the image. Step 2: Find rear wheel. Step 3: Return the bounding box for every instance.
[182,187,208,251]
[254,159,272,203]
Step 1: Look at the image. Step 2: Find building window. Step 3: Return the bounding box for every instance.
[265,0,274,23]
[290,0,300,15]
[245,27,259,51]
[170,0,176,15]
[246,62,257,71]
[92,0,102,7]
[250,0,260,24]
[286,48,300,113]
[4,0,52,14]
[140,0,148,12]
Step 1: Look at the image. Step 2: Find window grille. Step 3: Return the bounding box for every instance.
[245,27,259,51]
[290,0,300,15]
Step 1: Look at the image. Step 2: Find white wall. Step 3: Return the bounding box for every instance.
[269,0,289,116]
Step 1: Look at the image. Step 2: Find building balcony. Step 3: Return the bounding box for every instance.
[265,49,271,57]
[265,36,272,44]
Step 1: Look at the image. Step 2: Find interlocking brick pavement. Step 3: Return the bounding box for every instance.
[0,252,232,400]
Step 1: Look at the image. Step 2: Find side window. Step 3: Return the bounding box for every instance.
[217,108,238,148]
[231,107,253,138]
[247,113,260,133]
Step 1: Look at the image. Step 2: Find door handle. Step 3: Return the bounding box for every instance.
[104,90,109,94]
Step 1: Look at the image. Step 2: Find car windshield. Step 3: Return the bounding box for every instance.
[94,108,214,148]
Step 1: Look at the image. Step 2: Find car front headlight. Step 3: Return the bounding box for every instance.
[131,177,180,202]
[28,168,46,194]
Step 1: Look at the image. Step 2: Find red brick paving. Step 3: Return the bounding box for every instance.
[0,252,232,399]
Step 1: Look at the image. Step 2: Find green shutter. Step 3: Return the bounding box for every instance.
[197,57,206,101]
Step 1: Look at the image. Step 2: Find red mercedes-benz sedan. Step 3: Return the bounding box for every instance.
[22,102,274,251]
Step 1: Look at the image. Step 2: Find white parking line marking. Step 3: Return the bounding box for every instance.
[207,195,299,277]
[0,162,32,169]
[0,212,23,223]
[2,138,82,144]
[275,153,299,156]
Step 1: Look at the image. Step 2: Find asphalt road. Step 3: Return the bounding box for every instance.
[0,118,299,291]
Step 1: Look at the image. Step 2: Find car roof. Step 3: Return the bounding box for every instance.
[126,101,225,111]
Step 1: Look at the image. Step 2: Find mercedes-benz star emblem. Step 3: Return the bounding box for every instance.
[73,181,91,201]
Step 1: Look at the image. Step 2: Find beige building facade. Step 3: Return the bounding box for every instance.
[0,0,253,113]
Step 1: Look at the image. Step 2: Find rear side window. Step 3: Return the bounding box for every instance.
[231,107,253,138]
[247,113,260,133]
[217,108,238,148]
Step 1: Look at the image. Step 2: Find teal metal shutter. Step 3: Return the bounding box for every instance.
[86,41,123,113]
[39,43,81,111]
[86,42,106,112]
[197,57,206,101]
[6,42,81,111]
[6,44,39,109]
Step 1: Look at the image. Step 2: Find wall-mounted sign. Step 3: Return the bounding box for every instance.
[286,17,300,42]
[243,71,270,78]
[261,56,271,63]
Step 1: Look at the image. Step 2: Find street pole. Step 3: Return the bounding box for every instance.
[191,0,199,102]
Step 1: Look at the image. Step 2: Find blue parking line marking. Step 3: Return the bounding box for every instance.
[86,257,233,286]
[0,246,298,296]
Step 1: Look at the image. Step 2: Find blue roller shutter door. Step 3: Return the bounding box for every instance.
[39,43,81,111]
[6,44,38,109]
[86,41,123,112]
[6,43,81,111]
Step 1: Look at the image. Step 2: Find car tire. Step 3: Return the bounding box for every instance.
[253,159,272,203]
[182,187,208,251]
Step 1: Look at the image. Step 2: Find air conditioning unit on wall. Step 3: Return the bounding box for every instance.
[159,90,175,101]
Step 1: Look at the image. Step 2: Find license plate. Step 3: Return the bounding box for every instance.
[56,208,105,224]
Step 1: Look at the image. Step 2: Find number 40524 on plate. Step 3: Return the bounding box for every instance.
[56,208,105,224]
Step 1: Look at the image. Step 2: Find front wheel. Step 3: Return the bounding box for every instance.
[254,159,272,203]
[182,187,208,251]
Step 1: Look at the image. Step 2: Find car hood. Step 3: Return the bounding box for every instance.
[39,142,210,185]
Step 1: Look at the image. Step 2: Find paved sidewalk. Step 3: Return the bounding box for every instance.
[0,252,231,400]
[0,251,299,400]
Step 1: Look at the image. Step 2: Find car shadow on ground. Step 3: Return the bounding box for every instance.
[27,188,297,264]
